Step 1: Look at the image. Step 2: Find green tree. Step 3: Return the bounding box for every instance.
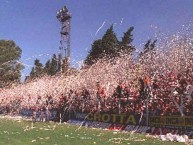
[43,54,58,75]
[44,60,51,74]
[139,39,157,63]
[30,67,35,78]
[84,39,103,65]
[85,25,137,66]
[0,40,23,88]
[58,53,62,72]
[119,26,135,54]
[30,59,44,78]
[49,54,58,75]
[85,25,119,66]
[101,25,119,58]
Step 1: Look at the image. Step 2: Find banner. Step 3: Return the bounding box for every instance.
[72,112,142,125]
[72,113,193,130]
[20,109,58,121]
[149,116,193,130]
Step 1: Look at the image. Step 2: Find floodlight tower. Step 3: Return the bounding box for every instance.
[56,6,71,72]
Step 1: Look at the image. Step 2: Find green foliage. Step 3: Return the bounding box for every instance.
[0,40,23,87]
[44,54,59,76]
[101,25,119,58]
[44,60,51,74]
[139,39,157,63]
[85,25,119,66]
[29,67,35,78]
[29,59,44,79]
[58,53,62,72]
[84,25,158,68]
[29,53,60,79]
[50,54,58,75]
[85,25,138,66]
[85,39,103,65]
[119,26,135,54]
[143,39,157,54]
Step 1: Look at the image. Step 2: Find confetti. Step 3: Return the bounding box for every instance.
[0,26,193,130]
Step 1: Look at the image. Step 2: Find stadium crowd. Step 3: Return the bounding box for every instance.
[57,72,193,117]
[0,36,193,120]
[0,71,192,119]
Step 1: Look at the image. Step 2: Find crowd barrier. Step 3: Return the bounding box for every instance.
[70,112,193,131]
[14,110,193,131]
[62,112,192,139]
[149,116,193,130]
[20,108,58,121]
[72,112,142,125]
[1,109,193,138]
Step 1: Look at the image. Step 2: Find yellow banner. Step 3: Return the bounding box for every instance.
[149,116,193,127]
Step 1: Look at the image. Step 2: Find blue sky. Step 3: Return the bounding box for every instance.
[0,0,193,79]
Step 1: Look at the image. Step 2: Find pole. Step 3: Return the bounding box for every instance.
[60,113,62,124]
[146,88,149,126]
[118,97,121,114]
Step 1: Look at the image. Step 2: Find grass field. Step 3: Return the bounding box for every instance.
[0,118,183,145]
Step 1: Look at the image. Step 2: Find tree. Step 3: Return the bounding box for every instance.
[143,39,157,54]
[43,54,58,75]
[101,25,119,58]
[0,40,23,88]
[84,39,103,65]
[50,54,58,75]
[139,39,157,63]
[29,59,44,78]
[119,26,135,54]
[44,60,51,74]
[85,25,119,66]
[29,67,35,78]
[58,53,62,72]
[85,25,137,66]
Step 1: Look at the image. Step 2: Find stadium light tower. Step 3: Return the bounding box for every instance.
[56,6,71,72]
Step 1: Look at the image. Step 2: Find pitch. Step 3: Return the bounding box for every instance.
[0,118,183,145]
